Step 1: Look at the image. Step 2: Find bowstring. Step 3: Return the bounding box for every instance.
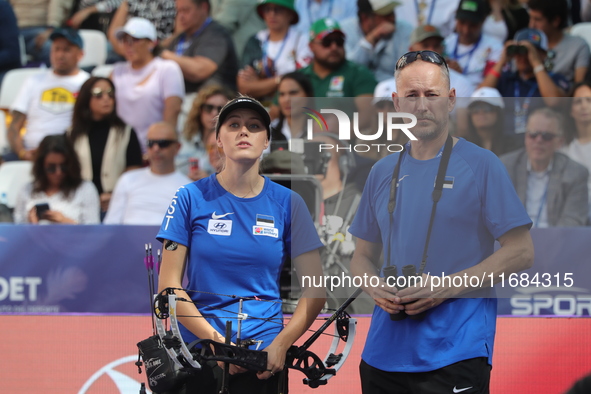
[165,288,347,340]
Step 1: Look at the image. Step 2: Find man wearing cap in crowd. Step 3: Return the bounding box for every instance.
[161,0,239,93]
[340,0,413,82]
[500,107,589,227]
[298,18,376,129]
[444,0,503,90]
[238,0,312,100]
[6,28,89,161]
[480,28,568,135]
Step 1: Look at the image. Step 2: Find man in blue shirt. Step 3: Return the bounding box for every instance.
[348,50,534,393]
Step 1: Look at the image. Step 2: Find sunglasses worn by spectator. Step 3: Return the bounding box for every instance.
[202,104,223,114]
[527,132,558,142]
[46,163,67,174]
[91,88,114,99]
[318,36,345,48]
[148,139,177,149]
[396,50,449,71]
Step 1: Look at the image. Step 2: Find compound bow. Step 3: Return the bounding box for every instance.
[153,286,361,389]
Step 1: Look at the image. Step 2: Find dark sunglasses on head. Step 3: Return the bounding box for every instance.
[45,163,67,174]
[319,35,345,48]
[396,50,449,71]
[91,87,114,99]
[201,104,223,114]
[147,139,178,149]
[527,131,558,141]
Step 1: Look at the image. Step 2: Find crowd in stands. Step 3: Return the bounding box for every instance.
[2,0,591,228]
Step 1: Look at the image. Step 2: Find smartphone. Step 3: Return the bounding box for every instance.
[35,203,50,219]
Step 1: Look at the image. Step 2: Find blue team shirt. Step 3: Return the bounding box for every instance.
[348,138,531,372]
[157,174,322,347]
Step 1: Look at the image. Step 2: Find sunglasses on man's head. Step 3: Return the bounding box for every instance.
[396,50,449,71]
[318,35,345,48]
[147,139,177,149]
[91,88,114,99]
[201,104,223,114]
[45,163,67,174]
[527,131,558,142]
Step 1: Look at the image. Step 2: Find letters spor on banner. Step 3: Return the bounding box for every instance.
[151,287,360,389]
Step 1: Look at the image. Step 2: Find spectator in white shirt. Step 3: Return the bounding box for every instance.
[444,0,503,90]
[7,29,89,161]
[104,122,191,225]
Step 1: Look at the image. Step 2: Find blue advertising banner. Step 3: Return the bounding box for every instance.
[496,227,591,316]
[0,225,159,314]
[0,225,590,316]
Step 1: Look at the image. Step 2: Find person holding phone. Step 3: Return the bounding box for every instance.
[14,135,100,224]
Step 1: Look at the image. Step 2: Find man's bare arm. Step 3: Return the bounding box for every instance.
[7,111,27,158]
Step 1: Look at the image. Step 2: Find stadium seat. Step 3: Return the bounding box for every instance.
[0,161,33,208]
[0,67,45,110]
[79,29,108,68]
[570,22,591,50]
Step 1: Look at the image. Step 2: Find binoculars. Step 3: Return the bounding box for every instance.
[507,45,528,56]
[383,265,425,321]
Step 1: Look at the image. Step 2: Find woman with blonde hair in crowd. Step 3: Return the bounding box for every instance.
[176,84,234,180]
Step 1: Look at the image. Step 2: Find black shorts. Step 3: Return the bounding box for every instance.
[162,361,287,394]
[359,357,490,394]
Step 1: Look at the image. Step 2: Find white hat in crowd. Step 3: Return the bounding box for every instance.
[115,17,157,42]
[373,78,397,105]
[469,87,505,109]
